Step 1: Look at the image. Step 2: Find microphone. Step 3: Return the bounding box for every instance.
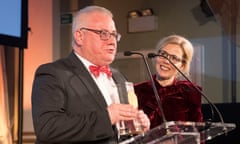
[148,53,226,131]
[123,51,167,124]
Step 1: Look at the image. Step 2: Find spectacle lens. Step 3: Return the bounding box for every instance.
[80,27,121,42]
[158,50,184,63]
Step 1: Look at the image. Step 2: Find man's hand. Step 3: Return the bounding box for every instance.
[107,104,150,132]
[107,103,138,124]
[136,110,150,131]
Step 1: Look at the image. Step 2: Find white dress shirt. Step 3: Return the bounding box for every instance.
[74,52,119,105]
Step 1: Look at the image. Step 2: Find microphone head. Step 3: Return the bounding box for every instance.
[148,53,157,58]
[124,51,133,56]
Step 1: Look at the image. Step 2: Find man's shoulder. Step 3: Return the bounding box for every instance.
[37,52,76,70]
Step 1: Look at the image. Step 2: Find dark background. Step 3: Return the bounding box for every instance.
[202,103,240,144]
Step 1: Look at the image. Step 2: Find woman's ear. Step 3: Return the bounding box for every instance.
[179,62,185,71]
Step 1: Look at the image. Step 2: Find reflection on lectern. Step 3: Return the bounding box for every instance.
[119,121,236,144]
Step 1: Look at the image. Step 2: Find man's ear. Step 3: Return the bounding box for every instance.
[74,30,83,45]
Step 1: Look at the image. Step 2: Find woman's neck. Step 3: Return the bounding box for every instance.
[156,75,175,87]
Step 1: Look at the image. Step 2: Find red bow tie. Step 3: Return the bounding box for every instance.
[89,65,112,78]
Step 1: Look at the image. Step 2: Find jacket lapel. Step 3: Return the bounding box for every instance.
[65,52,108,109]
[111,69,129,104]
[65,52,129,108]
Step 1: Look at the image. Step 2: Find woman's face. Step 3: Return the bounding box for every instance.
[155,44,185,81]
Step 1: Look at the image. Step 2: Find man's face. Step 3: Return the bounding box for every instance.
[75,12,119,66]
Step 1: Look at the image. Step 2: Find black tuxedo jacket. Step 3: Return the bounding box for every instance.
[32,52,128,144]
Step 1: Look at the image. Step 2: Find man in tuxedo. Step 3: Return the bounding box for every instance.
[31,5,150,144]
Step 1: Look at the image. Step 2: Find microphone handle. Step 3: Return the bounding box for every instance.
[124,51,167,124]
[141,54,168,123]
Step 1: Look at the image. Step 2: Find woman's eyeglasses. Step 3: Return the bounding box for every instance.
[157,50,185,64]
[80,27,121,42]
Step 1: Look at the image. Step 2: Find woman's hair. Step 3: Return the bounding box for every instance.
[71,5,113,47]
[155,34,194,80]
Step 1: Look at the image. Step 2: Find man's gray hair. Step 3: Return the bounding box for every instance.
[72,6,113,47]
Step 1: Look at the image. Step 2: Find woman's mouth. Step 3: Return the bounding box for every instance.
[160,65,170,71]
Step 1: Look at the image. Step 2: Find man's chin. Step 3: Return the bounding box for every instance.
[104,58,114,65]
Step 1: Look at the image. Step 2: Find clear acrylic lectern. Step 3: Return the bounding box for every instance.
[119,121,236,144]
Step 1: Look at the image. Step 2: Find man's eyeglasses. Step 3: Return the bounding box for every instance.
[157,50,185,64]
[80,27,121,42]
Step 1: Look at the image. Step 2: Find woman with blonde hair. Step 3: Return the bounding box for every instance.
[134,35,203,128]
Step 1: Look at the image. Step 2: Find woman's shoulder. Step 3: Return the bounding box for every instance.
[173,80,202,97]
[176,80,202,89]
